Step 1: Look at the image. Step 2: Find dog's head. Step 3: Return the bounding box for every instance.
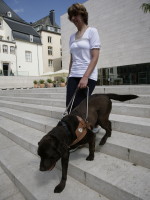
[37,129,68,171]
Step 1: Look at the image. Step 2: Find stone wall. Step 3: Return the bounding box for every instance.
[0,76,50,89]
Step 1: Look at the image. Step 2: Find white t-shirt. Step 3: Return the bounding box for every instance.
[69,27,101,81]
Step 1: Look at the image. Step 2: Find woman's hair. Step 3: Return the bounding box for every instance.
[68,3,88,25]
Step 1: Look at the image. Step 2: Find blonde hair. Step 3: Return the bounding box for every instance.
[68,3,88,25]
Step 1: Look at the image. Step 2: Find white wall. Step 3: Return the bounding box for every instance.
[0,19,16,73]
[61,0,150,69]
[14,40,43,76]
[0,17,43,76]
[41,31,62,74]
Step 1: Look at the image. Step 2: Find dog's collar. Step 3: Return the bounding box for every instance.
[59,120,74,145]
[60,121,71,137]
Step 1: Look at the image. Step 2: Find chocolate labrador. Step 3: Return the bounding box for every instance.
[37,93,138,193]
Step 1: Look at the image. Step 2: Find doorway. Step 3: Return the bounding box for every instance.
[3,63,9,76]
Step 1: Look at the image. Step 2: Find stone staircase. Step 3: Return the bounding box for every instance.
[0,85,150,200]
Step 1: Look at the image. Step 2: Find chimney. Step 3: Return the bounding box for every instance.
[49,10,55,26]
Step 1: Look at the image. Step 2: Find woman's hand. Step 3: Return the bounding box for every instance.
[78,76,88,88]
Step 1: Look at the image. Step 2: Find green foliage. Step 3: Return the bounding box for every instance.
[60,77,65,83]
[47,78,53,83]
[39,79,45,84]
[33,80,38,84]
[141,3,150,13]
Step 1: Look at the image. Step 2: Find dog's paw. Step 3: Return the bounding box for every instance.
[86,155,94,161]
[54,182,65,193]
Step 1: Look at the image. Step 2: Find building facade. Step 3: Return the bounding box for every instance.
[33,10,62,75]
[0,0,43,76]
[61,0,150,85]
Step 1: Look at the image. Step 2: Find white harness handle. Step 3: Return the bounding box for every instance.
[63,86,89,122]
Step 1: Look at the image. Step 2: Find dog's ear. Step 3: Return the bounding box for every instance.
[38,134,52,146]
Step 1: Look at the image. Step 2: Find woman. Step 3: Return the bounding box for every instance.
[66,3,101,133]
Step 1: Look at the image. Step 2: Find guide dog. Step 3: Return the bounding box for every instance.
[37,93,138,193]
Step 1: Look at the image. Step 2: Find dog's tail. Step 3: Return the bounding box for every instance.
[106,93,138,102]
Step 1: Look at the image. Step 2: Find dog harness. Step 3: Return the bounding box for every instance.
[70,116,90,146]
[61,87,90,146]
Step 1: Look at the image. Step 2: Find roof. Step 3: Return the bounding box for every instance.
[0,0,41,44]
[5,18,40,37]
[32,10,60,33]
[0,0,25,23]
[33,16,59,28]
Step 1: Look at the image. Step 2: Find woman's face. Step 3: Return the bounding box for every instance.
[70,14,84,27]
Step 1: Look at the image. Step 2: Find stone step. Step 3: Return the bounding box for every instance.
[0,85,150,95]
[0,96,66,107]
[110,114,150,138]
[0,87,66,94]
[0,133,150,200]
[0,115,149,169]
[0,106,149,138]
[96,129,150,169]
[111,102,150,118]
[0,133,108,200]
[94,85,150,95]
[0,93,149,106]
[0,99,149,119]
[0,107,59,133]
[0,165,26,200]
[0,100,64,119]
[0,92,66,99]
[68,148,150,200]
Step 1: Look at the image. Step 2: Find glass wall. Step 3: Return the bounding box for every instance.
[97,63,150,85]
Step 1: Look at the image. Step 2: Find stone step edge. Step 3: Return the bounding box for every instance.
[0,107,150,140]
[0,115,150,170]
[1,132,149,200]
[0,133,109,200]
[0,99,149,119]
[0,105,149,128]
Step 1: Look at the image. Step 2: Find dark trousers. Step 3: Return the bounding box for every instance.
[66,77,96,111]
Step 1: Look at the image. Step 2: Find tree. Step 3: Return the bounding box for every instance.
[141,2,150,13]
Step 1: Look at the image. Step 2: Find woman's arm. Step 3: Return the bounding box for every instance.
[78,48,100,88]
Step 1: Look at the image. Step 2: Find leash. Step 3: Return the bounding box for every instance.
[62,87,79,117]
[62,86,89,122]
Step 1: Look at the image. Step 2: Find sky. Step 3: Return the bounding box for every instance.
[4,0,87,26]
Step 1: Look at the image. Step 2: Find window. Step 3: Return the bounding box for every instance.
[110,68,113,74]
[48,46,53,55]
[60,48,62,56]
[47,26,54,32]
[48,36,52,43]
[7,11,12,18]
[57,28,61,33]
[0,36,3,40]
[48,59,53,67]
[25,51,32,62]
[30,35,33,42]
[35,26,41,31]
[3,45,8,53]
[10,46,15,54]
